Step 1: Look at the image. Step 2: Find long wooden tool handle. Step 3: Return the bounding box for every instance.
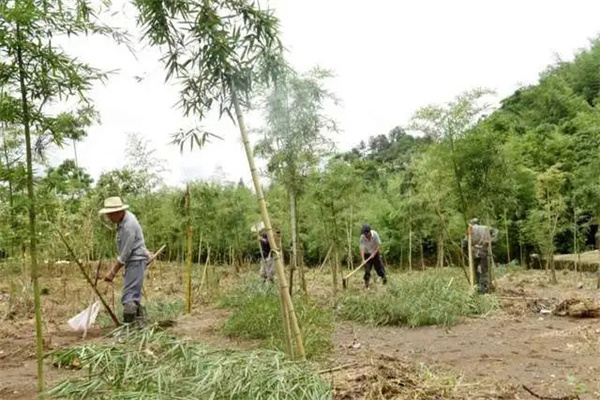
[343,258,370,280]
[56,229,121,327]
[93,259,102,287]
[146,244,166,267]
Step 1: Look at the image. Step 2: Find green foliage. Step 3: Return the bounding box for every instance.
[339,271,497,327]
[256,67,337,195]
[135,0,286,125]
[48,327,331,399]
[6,8,600,285]
[218,279,333,359]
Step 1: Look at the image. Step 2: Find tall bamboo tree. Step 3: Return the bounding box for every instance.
[135,0,306,359]
[0,1,122,395]
[256,68,337,294]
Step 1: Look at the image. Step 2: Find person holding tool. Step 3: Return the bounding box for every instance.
[259,229,275,283]
[100,196,152,328]
[359,224,387,289]
[469,218,498,294]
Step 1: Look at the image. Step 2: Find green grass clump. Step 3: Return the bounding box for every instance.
[48,326,331,400]
[339,270,497,327]
[218,280,333,359]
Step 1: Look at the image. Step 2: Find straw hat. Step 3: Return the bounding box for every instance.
[99,196,129,215]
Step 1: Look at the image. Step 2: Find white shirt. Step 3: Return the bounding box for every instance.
[359,230,381,254]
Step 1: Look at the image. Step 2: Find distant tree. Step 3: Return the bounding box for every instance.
[256,67,337,294]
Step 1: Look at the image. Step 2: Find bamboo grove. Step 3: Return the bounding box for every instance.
[5,39,600,272]
[3,0,600,395]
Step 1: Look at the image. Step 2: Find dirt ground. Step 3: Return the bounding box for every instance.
[1,264,600,400]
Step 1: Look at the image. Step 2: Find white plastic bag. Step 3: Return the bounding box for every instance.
[68,301,101,332]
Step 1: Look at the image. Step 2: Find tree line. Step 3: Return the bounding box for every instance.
[4,39,600,278]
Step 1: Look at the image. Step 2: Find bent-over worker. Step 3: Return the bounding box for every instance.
[359,224,387,289]
[101,197,151,328]
[469,218,498,294]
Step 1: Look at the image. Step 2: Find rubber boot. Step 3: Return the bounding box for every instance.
[135,304,147,329]
[123,302,137,325]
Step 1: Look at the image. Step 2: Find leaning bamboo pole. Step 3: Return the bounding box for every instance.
[185,185,193,314]
[233,91,305,359]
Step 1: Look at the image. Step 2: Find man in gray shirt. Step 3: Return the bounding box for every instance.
[359,224,387,289]
[469,218,498,294]
[101,196,151,327]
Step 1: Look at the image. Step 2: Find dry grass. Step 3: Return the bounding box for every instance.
[329,353,516,400]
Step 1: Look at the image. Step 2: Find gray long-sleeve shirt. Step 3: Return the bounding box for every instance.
[471,225,499,247]
[117,211,148,264]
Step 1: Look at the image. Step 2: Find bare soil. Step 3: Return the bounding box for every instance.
[1,264,600,400]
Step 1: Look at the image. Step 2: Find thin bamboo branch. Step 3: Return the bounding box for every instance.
[56,229,120,327]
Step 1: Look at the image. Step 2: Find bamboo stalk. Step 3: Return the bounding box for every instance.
[279,289,294,357]
[289,191,299,294]
[17,26,44,397]
[468,226,474,287]
[504,209,510,264]
[185,185,193,314]
[318,246,333,272]
[333,248,339,298]
[489,242,494,291]
[408,187,412,272]
[346,212,353,271]
[420,238,425,270]
[233,91,304,360]
[408,227,413,271]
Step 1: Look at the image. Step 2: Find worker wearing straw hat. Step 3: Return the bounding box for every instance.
[100,196,151,327]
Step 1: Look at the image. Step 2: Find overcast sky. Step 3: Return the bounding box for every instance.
[50,0,600,187]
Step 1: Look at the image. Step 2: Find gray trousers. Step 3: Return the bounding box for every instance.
[259,257,275,282]
[474,249,490,294]
[122,259,146,307]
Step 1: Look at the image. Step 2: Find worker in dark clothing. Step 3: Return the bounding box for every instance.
[259,231,274,283]
[359,224,387,289]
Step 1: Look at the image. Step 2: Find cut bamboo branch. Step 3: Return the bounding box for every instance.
[55,229,120,327]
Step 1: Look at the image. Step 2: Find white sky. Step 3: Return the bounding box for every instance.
[50,0,600,187]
